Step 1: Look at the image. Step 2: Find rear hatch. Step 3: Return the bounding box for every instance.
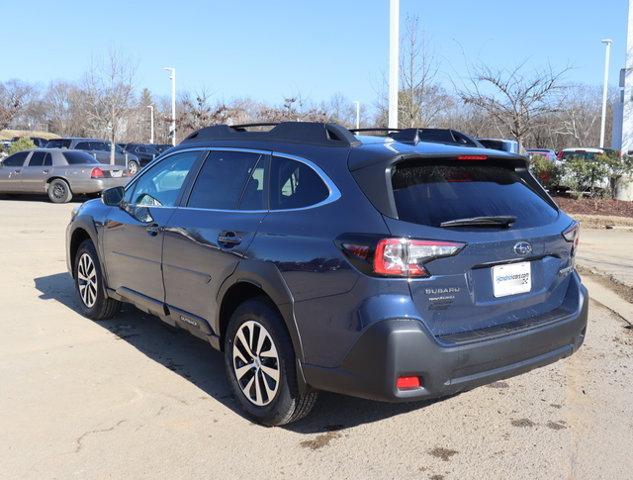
[382,157,577,341]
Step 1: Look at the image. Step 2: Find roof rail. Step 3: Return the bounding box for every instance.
[181,122,360,147]
[350,127,481,148]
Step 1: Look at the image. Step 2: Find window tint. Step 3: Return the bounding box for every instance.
[43,153,52,166]
[187,151,264,210]
[270,156,329,210]
[391,161,558,229]
[126,151,201,207]
[46,139,72,149]
[75,142,91,150]
[27,151,46,167]
[3,151,29,167]
[63,151,99,165]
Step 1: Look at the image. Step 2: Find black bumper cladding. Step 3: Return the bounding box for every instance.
[304,285,588,402]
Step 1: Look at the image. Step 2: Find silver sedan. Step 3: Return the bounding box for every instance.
[0,148,130,203]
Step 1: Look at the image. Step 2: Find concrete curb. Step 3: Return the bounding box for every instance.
[581,275,633,326]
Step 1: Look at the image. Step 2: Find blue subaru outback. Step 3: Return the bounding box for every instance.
[66,122,587,425]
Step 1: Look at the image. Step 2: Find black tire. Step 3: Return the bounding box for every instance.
[128,160,140,176]
[224,298,318,426]
[48,178,73,203]
[73,239,121,321]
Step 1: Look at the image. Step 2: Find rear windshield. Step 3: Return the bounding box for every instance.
[63,151,99,165]
[391,161,558,229]
[560,151,599,161]
[46,139,72,149]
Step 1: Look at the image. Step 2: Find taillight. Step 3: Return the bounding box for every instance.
[90,167,105,178]
[562,223,580,257]
[373,238,464,277]
[457,155,487,161]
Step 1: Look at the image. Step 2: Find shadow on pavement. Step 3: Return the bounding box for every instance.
[0,193,89,204]
[34,272,436,433]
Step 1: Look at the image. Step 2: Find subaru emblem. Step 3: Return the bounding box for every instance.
[513,241,532,256]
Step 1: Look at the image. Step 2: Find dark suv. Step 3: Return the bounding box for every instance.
[66,122,587,425]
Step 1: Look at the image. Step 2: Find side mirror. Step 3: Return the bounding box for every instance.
[101,186,125,206]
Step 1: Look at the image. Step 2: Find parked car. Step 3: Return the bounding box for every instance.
[118,143,160,174]
[0,148,130,203]
[44,138,139,167]
[352,128,484,148]
[12,136,49,147]
[478,138,528,156]
[555,147,610,193]
[527,148,557,161]
[153,143,173,155]
[66,122,587,425]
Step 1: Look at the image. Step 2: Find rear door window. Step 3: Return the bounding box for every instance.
[187,151,264,210]
[391,161,558,229]
[27,151,46,166]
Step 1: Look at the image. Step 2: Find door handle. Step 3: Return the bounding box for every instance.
[42,169,50,174]
[218,231,242,246]
[146,224,161,236]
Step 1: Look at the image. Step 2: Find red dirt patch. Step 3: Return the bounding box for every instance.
[554,196,633,218]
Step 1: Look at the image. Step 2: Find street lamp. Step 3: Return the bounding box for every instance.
[354,101,361,130]
[147,105,154,144]
[164,67,176,146]
[388,0,400,129]
[600,39,613,148]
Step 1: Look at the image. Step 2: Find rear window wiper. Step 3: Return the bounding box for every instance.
[440,215,517,228]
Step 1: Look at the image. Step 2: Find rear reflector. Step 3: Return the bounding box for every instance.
[457,155,488,161]
[396,376,421,390]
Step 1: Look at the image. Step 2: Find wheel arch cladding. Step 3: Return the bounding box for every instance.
[216,260,304,361]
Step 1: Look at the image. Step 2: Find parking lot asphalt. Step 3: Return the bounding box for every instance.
[1,197,632,480]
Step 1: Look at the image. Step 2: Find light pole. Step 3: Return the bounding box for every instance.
[388,0,400,130]
[354,101,361,130]
[147,105,154,144]
[600,39,613,148]
[164,67,176,146]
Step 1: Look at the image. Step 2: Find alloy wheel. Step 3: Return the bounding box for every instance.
[52,183,66,200]
[232,320,280,406]
[77,253,98,308]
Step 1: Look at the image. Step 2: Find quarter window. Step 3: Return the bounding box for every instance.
[270,156,329,209]
[125,151,202,207]
[187,151,265,210]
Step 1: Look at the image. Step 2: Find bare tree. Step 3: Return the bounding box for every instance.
[459,62,569,149]
[554,84,604,147]
[0,80,33,130]
[81,50,136,164]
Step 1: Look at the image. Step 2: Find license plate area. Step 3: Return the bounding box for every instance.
[111,170,123,178]
[492,261,531,298]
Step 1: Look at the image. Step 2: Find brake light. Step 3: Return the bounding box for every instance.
[396,376,422,390]
[373,238,464,277]
[562,223,580,256]
[90,167,105,178]
[457,155,487,161]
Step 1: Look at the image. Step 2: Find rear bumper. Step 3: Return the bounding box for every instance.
[68,177,129,194]
[303,282,588,402]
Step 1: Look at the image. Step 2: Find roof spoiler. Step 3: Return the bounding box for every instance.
[182,122,361,147]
